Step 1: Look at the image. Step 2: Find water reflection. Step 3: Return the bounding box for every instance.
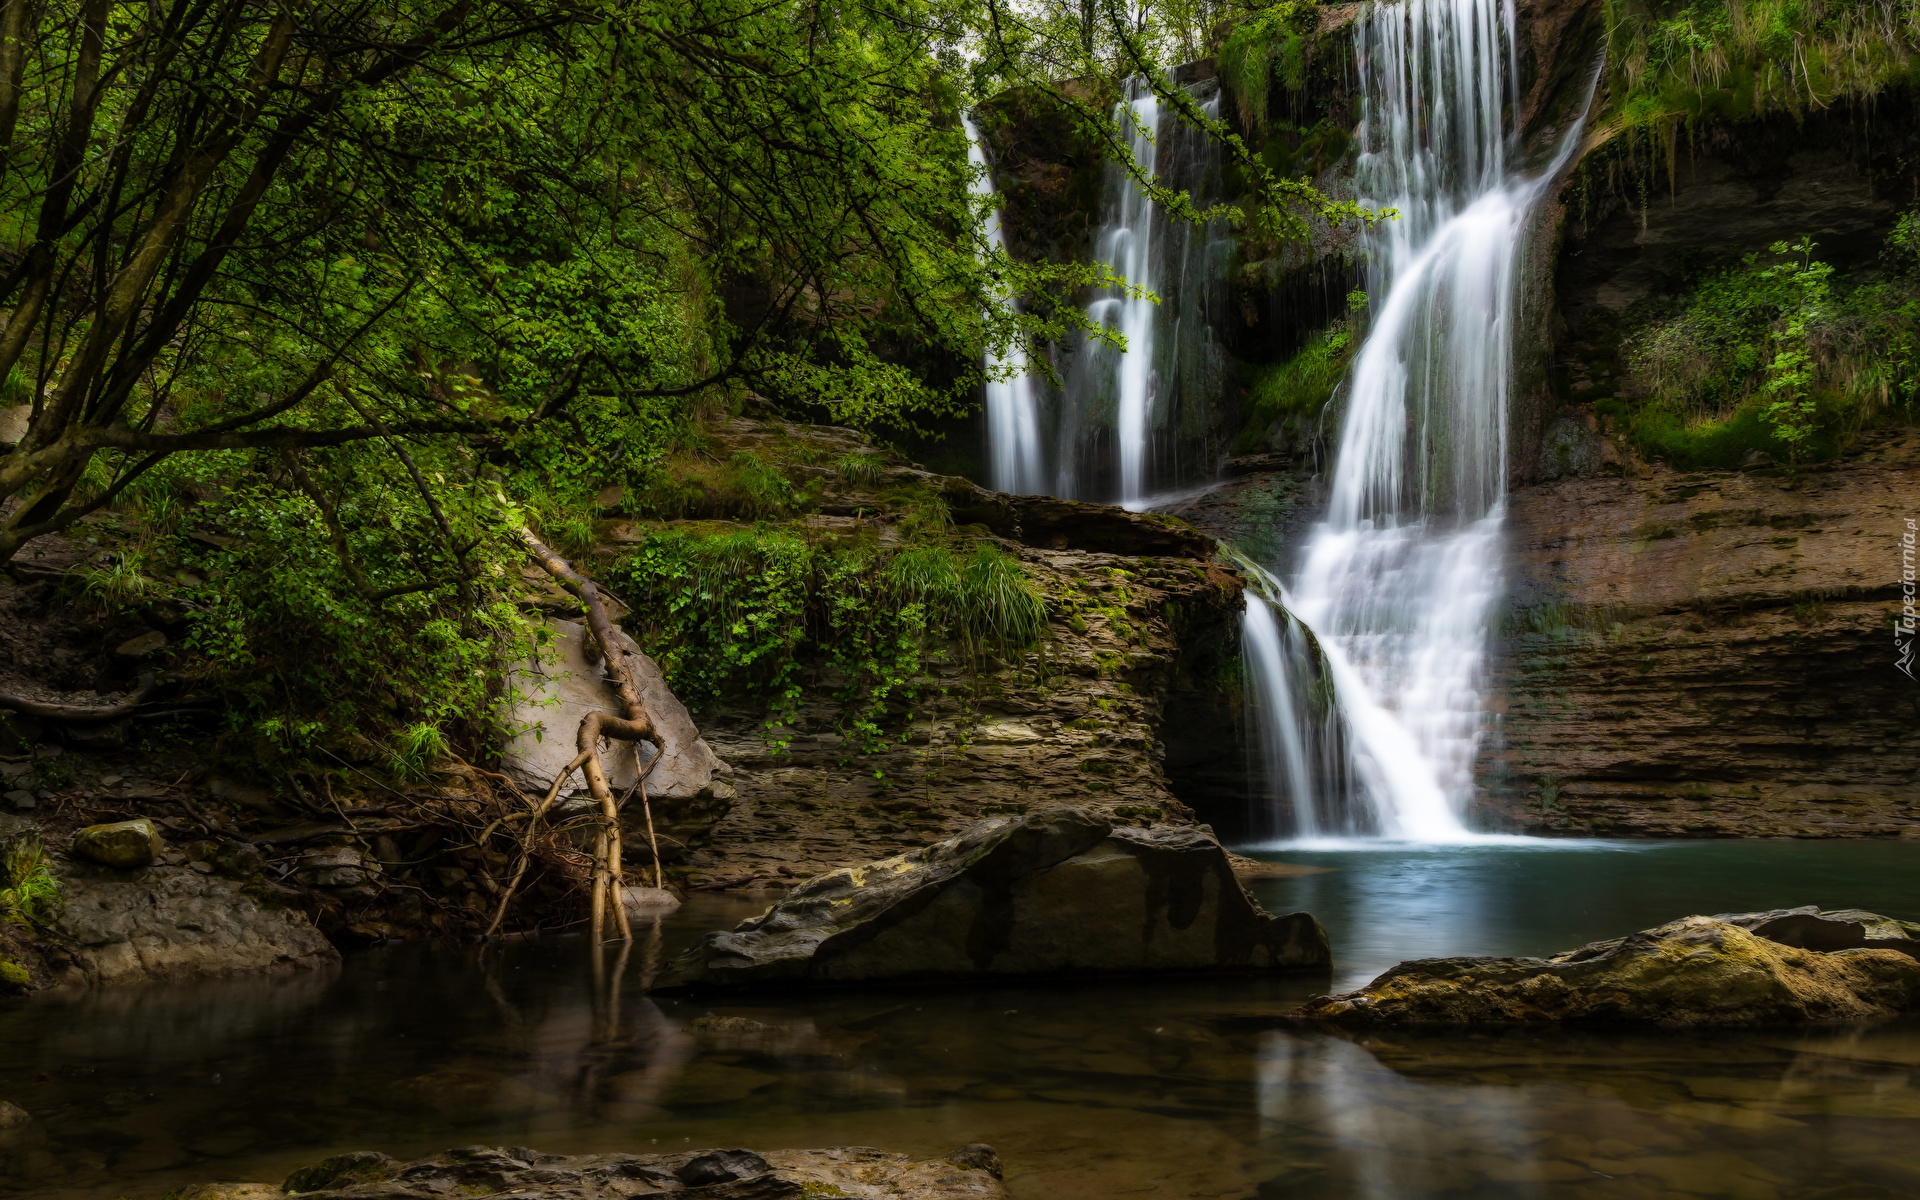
[2,844,1919,1199]
[1258,1024,1920,1199]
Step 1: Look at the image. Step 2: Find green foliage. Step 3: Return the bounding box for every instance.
[115,441,537,769]
[1602,0,1920,131]
[610,526,1046,751]
[1220,2,1322,134]
[1,840,63,927]
[1612,233,1915,467]
[1236,289,1367,450]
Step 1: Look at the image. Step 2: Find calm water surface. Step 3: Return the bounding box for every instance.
[1,839,1916,1199]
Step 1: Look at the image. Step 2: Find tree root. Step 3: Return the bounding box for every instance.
[505,529,670,944]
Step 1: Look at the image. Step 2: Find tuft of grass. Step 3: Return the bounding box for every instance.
[888,543,1046,659]
[833,452,886,487]
[1,839,64,926]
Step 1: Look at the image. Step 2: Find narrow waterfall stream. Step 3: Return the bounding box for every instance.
[1246,0,1594,841]
[962,114,1047,496]
[1074,81,1161,504]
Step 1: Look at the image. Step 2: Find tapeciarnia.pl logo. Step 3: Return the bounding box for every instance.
[1902,517,1917,680]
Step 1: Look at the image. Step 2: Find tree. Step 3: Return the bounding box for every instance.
[0,0,1036,564]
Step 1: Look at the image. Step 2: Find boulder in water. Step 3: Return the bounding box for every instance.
[1298,908,1920,1027]
[652,807,1329,991]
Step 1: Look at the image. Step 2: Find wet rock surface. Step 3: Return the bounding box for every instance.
[184,1143,1007,1199]
[1300,907,1920,1027]
[655,807,1329,990]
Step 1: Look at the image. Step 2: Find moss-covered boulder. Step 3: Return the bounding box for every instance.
[1298,909,1920,1027]
[70,818,163,869]
[653,807,1329,990]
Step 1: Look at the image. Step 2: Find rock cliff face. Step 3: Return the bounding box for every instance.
[1483,434,1920,836]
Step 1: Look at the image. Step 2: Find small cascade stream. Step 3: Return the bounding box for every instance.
[1243,0,1596,841]
[962,114,1046,496]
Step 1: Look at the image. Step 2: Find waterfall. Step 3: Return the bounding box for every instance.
[1060,80,1230,504]
[962,114,1046,496]
[1248,0,1595,841]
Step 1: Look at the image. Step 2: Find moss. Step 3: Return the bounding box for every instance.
[0,956,28,991]
[1235,316,1360,451]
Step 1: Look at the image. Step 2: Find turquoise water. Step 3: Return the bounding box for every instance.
[1240,838,1920,989]
[1,839,1916,1199]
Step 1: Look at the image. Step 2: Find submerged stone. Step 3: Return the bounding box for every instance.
[1298,908,1920,1027]
[652,807,1330,991]
[71,818,162,868]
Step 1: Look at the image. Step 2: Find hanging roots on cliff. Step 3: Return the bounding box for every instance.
[482,529,667,945]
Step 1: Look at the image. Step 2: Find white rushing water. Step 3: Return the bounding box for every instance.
[962,114,1046,496]
[1246,0,1595,842]
[1073,81,1161,504]
[1059,80,1230,504]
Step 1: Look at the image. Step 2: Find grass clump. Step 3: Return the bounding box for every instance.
[1219,1,1322,136]
[1,840,62,927]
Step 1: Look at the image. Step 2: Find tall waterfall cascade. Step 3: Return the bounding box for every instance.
[1245,0,1595,842]
[963,114,1047,496]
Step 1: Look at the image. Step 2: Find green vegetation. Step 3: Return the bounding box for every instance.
[1602,231,1920,468]
[1219,1,1323,135]
[0,0,1366,777]
[610,510,1047,751]
[1601,0,1920,131]
[1,839,62,927]
[1237,290,1368,450]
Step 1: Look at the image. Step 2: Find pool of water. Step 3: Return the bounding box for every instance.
[2,840,1917,1199]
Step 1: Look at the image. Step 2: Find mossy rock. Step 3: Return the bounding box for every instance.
[283,1150,399,1192]
[71,818,163,869]
[0,957,28,992]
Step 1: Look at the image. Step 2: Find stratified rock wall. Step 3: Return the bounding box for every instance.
[1484,438,1920,836]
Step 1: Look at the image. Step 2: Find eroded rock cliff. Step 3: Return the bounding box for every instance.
[1484,434,1920,836]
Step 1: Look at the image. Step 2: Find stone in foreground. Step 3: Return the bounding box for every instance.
[1298,907,1920,1027]
[653,807,1329,990]
[181,1142,1006,1198]
[70,818,162,868]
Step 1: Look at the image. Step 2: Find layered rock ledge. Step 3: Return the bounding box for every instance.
[1299,906,1920,1027]
[654,807,1329,990]
[176,1143,1007,1199]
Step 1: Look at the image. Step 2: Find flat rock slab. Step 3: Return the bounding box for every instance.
[1299,907,1920,1027]
[178,1143,1007,1199]
[654,807,1330,990]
